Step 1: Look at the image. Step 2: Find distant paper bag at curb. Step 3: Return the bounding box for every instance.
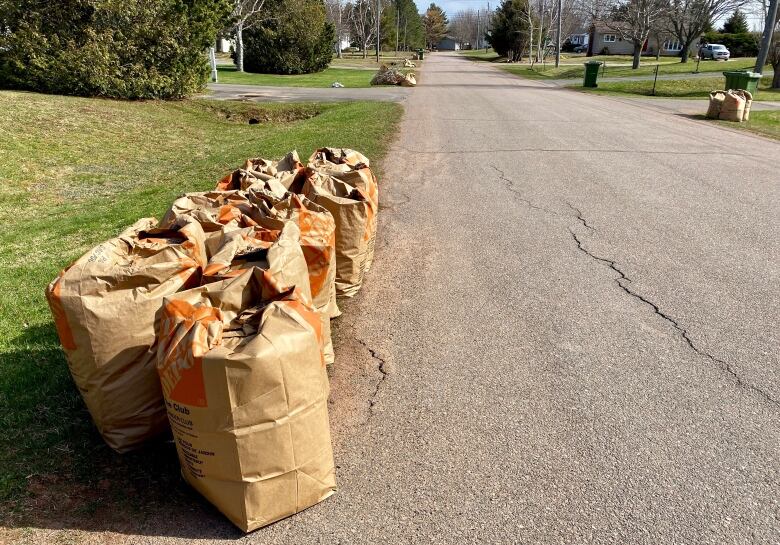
[45,218,207,452]
[157,267,336,532]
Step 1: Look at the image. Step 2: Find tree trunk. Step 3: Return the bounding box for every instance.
[773,66,780,88]
[236,22,245,72]
[632,42,641,69]
[680,43,690,63]
[363,40,368,58]
[586,24,596,57]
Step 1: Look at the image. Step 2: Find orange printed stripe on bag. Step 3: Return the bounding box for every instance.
[283,299,324,366]
[158,300,223,408]
[47,274,77,350]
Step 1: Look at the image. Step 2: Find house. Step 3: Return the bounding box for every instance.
[215,37,234,53]
[591,22,634,55]
[436,37,461,51]
[568,33,589,47]
[336,34,351,53]
[590,22,693,57]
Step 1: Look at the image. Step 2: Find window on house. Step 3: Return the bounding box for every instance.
[603,34,616,43]
[663,40,682,51]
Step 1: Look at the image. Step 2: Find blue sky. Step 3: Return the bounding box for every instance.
[414,0,493,17]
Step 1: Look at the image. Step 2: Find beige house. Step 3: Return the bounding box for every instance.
[591,22,690,57]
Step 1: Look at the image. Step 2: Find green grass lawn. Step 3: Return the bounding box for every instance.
[714,109,780,140]
[330,51,421,69]
[501,57,761,80]
[216,65,378,87]
[570,76,780,101]
[459,49,502,62]
[0,91,401,526]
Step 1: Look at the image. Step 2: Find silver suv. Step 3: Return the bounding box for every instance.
[700,44,730,60]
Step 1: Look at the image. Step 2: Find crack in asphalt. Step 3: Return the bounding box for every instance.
[490,165,561,216]
[357,339,389,418]
[565,202,595,232]
[568,227,779,409]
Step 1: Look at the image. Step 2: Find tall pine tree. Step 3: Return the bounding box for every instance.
[423,3,448,48]
[721,9,749,34]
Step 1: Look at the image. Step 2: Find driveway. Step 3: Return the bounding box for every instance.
[18,52,779,545]
[204,82,411,102]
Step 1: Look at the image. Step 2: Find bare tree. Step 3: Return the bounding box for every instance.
[606,0,667,68]
[325,0,349,58]
[349,0,377,58]
[664,0,747,63]
[577,0,611,56]
[450,9,478,46]
[232,0,268,72]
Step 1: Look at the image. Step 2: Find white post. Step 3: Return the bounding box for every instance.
[209,47,218,82]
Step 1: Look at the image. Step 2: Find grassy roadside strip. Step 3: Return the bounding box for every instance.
[712,110,780,140]
[460,48,762,80]
[567,77,780,101]
[0,91,402,523]
[502,57,761,80]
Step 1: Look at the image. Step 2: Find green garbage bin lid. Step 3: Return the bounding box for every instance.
[584,61,603,65]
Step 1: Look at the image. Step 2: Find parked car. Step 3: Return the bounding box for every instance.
[573,44,588,53]
[699,44,730,60]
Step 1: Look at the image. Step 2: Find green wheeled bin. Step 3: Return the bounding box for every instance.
[417,48,424,61]
[583,61,603,88]
[723,70,762,96]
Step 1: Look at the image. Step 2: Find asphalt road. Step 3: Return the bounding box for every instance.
[262,53,780,544]
[20,53,779,544]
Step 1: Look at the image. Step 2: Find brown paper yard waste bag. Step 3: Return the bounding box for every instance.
[308,148,379,272]
[162,188,338,364]
[203,219,336,365]
[719,90,746,122]
[162,191,264,234]
[706,91,726,119]
[302,170,374,297]
[45,217,207,452]
[216,151,302,195]
[250,193,339,364]
[156,269,336,532]
[734,89,753,121]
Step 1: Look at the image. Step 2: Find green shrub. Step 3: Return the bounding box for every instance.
[0,0,231,99]
[242,0,335,74]
[486,0,532,62]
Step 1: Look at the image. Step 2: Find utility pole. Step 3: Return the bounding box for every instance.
[376,0,381,63]
[476,9,481,50]
[396,5,400,55]
[555,0,562,67]
[487,2,491,51]
[755,0,778,73]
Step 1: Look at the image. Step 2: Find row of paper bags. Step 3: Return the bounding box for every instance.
[45,147,379,532]
[706,89,753,122]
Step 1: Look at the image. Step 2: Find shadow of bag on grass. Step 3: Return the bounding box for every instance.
[0,322,243,540]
